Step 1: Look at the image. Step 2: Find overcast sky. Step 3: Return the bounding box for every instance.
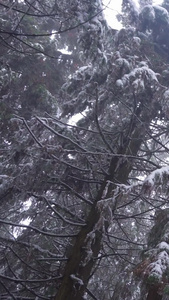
[103,0,163,29]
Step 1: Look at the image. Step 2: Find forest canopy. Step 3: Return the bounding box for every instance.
[1,0,169,299]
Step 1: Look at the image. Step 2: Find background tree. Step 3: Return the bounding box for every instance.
[1,0,169,300]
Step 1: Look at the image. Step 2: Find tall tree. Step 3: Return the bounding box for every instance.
[1,0,169,299]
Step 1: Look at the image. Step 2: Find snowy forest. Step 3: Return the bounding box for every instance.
[2,0,169,299]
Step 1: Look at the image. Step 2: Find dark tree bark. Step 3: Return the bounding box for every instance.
[56,105,154,300]
[146,287,162,300]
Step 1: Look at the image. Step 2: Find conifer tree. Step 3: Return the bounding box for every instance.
[1,1,169,299]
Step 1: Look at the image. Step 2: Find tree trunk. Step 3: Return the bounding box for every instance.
[56,109,153,300]
[146,287,162,300]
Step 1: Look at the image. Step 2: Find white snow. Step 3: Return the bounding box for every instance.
[143,166,169,187]
[70,274,84,286]
[115,58,130,69]
[116,64,159,91]
[158,242,169,251]
[116,79,123,88]
[132,78,145,92]
[154,5,169,23]
[147,250,169,280]
[133,36,141,46]
[163,90,169,99]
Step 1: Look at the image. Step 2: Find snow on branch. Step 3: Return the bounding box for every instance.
[158,242,169,252]
[142,166,169,194]
[116,62,159,93]
[70,274,84,286]
[146,250,169,282]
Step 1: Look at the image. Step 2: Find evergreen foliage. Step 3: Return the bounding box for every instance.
[1,1,169,299]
